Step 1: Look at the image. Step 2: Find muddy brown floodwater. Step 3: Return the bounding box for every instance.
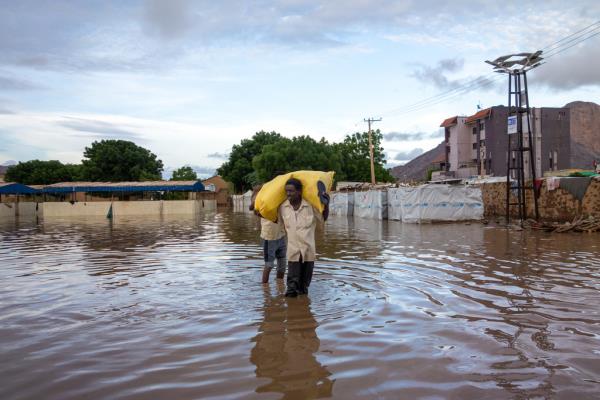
[1,211,599,399]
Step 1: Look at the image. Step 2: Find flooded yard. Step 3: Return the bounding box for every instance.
[1,211,599,399]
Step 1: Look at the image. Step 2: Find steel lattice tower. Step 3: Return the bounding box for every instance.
[486,52,543,225]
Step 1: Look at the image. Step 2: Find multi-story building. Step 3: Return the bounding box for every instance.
[441,106,571,178]
[441,115,477,178]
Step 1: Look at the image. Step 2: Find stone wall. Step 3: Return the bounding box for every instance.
[481,177,600,221]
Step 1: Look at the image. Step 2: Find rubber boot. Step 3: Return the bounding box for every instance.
[262,266,271,284]
[299,262,314,295]
[285,263,301,297]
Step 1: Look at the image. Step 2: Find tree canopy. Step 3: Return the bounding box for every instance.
[171,166,198,181]
[81,140,163,182]
[334,130,395,183]
[219,129,395,192]
[5,160,82,185]
[217,131,283,192]
[253,136,342,183]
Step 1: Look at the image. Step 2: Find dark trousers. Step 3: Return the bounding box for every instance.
[286,257,314,296]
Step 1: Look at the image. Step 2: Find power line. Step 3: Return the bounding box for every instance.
[374,20,600,119]
[541,20,600,52]
[380,75,502,116]
[544,27,600,59]
[380,75,495,117]
[383,75,503,117]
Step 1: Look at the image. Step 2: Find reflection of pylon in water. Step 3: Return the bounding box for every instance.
[486,52,542,225]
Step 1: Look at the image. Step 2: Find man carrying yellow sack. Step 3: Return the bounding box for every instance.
[279,178,329,297]
[250,186,287,284]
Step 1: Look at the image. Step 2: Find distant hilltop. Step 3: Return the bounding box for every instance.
[390,142,445,182]
[391,101,600,182]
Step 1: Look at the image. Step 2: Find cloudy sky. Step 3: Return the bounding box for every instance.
[1,0,598,177]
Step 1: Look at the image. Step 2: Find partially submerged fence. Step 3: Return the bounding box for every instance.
[329,185,484,223]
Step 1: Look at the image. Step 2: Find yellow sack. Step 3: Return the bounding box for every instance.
[254,170,335,222]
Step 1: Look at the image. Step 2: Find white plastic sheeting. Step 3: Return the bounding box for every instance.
[401,184,483,223]
[330,192,354,216]
[353,190,388,220]
[387,187,415,221]
[232,190,254,212]
[232,195,244,211]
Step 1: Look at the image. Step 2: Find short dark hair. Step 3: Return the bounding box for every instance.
[285,178,302,191]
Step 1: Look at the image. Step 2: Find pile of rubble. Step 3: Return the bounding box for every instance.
[526,216,600,233]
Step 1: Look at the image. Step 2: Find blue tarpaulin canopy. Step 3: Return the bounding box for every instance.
[0,183,40,195]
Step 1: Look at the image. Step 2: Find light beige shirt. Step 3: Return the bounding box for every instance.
[279,199,323,262]
[260,218,285,241]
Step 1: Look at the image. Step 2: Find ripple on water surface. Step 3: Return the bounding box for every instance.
[1,212,599,399]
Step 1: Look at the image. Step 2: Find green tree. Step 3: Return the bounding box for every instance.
[5,160,83,185]
[219,129,395,190]
[335,129,395,182]
[253,136,342,182]
[81,140,163,182]
[217,131,283,192]
[171,166,197,181]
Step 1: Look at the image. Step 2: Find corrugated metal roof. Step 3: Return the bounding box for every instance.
[41,180,205,193]
[43,180,200,188]
[465,108,492,124]
[440,116,458,127]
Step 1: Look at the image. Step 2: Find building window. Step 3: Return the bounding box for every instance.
[549,151,553,170]
[558,111,566,120]
[472,127,477,135]
[472,143,477,149]
[479,121,485,131]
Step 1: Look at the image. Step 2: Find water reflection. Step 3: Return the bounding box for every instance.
[1,211,600,399]
[251,283,333,399]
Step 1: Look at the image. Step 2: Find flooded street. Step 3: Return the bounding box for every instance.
[1,211,599,399]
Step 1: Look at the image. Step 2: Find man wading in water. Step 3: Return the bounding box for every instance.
[250,186,287,284]
[278,178,329,297]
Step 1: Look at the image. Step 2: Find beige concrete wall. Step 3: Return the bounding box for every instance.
[200,199,217,211]
[0,202,39,219]
[112,201,161,216]
[0,202,15,218]
[16,202,38,218]
[40,199,217,219]
[43,202,112,218]
[162,200,196,215]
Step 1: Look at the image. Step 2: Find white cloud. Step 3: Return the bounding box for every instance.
[0,0,598,169]
[531,40,600,89]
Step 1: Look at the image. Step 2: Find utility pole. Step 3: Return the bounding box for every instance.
[364,117,382,185]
